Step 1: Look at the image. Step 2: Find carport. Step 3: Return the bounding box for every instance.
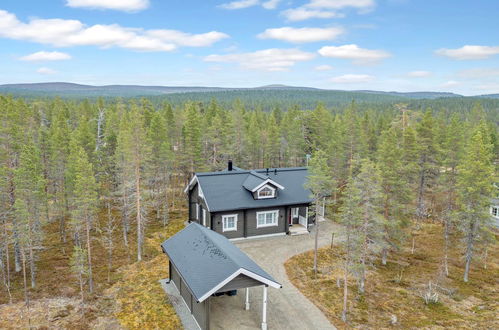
[161,222,281,330]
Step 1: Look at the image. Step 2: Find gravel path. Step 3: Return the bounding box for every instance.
[209,220,343,330]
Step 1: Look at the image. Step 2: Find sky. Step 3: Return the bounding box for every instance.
[0,0,498,95]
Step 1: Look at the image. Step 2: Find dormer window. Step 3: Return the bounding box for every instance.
[257,185,276,199]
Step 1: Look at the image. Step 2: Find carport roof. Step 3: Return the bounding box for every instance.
[161,222,281,302]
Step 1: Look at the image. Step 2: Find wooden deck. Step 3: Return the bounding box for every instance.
[289,224,309,236]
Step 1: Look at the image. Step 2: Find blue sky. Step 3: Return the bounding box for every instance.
[0,0,498,95]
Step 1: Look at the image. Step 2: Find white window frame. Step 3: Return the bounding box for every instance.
[222,214,238,232]
[256,210,279,228]
[202,208,207,226]
[292,207,299,218]
[195,202,199,220]
[491,206,499,219]
[257,185,276,199]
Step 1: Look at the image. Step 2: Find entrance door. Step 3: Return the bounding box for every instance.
[299,207,308,227]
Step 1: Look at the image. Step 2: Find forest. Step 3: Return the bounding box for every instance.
[0,93,497,328]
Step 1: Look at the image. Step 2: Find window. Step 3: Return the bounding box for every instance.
[222,214,238,232]
[195,203,199,220]
[256,210,279,228]
[257,185,275,199]
[492,206,499,218]
[292,207,299,218]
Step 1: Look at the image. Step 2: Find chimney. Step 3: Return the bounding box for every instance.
[228,160,233,171]
[274,168,277,175]
[266,168,269,176]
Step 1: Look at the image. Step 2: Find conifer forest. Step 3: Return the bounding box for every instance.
[0,94,497,328]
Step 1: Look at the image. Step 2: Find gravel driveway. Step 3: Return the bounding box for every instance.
[209,220,343,330]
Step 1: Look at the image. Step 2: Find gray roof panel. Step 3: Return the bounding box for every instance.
[162,223,280,302]
[196,167,312,212]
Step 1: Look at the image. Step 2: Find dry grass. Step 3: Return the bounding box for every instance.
[0,203,187,329]
[285,223,499,329]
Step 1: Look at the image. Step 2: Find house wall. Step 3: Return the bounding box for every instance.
[211,210,245,239]
[189,182,211,228]
[170,260,210,330]
[217,274,262,292]
[246,206,286,237]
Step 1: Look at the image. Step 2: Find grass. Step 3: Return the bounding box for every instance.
[0,202,187,329]
[285,223,499,329]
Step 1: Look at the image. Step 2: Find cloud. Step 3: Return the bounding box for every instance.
[407,70,431,78]
[441,80,460,87]
[307,0,375,10]
[37,67,57,75]
[318,44,390,64]
[20,51,72,61]
[315,64,333,71]
[262,0,281,9]
[435,45,499,60]
[330,74,374,83]
[204,48,315,71]
[219,0,260,9]
[281,8,343,21]
[457,68,499,79]
[257,27,344,43]
[281,0,374,21]
[66,0,149,12]
[218,0,281,10]
[146,30,229,47]
[0,10,228,52]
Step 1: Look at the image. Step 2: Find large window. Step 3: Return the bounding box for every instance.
[256,210,279,228]
[491,206,499,219]
[222,214,238,232]
[257,185,275,199]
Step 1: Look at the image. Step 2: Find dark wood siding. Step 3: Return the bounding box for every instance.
[211,210,245,239]
[189,181,211,225]
[216,274,262,292]
[246,206,286,237]
[180,279,192,312]
[171,262,180,290]
[192,299,209,330]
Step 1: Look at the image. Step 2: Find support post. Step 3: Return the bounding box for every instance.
[245,287,250,310]
[261,285,267,330]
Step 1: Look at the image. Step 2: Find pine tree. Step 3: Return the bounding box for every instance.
[182,103,203,173]
[377,126,412,264]
[67,137,98,293]
[305,150,332,276]
[454,125,495,282]
[70,245,88,301]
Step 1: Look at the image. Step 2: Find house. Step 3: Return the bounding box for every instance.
[161,222,281,330]
[184,161,314,239]
[491,183,499,228]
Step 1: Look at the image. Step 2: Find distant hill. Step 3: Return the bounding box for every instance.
[1,83,497,106]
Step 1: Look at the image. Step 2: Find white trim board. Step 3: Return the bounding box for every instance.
[230,232,286,242]
[197,268,281,302]
[251,178,285,192]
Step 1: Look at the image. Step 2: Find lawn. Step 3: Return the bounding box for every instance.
[285,223,498,329]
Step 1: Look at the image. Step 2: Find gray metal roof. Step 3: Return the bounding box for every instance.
[194,167,313,212]
[161,222,281,302]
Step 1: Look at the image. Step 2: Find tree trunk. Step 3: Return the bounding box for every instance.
[313,202,320,277]
[21,251,28,305]
[29,245,35,289]
[444,217,449,276]
[341,259,348,322]
[416,166,426,220]
[85,218,93,293]
[135,163,142,262]
[381,248,388,265]
[463,221,476,283]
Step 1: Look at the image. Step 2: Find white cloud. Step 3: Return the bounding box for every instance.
[257,27,344,43]
[318,44,390,64]
[66,0,149,12]
[204,48,315,71]
[219,0,260,9]
[457,68,499,79]
[0,10,228,52]
[407,70,431,78]
[281,7,343,21]
[262,0,281,9]
[20,51,72,61]
[315,64,333,71]
[330,74,374,83]
[435,45,499,60]
[281,0,373,22]
[37,67,57,75]
[147,30,229,47]
[307,0,375,10]
[441,80,460,87]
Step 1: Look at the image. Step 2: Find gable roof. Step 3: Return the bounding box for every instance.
[190,167,312,212]
[161,223,281,302]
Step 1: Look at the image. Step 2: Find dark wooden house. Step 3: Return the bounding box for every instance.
[184,161,313,239]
